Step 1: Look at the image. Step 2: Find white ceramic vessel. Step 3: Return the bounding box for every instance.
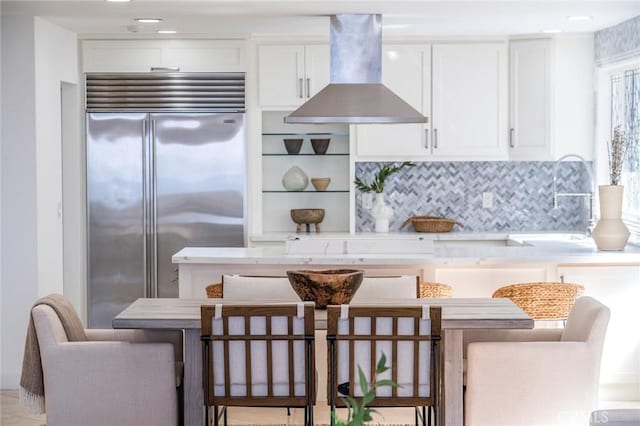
[592,185,630,251]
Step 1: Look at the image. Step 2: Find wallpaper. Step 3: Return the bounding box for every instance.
[595,14,640,66]
[354,161,592,233]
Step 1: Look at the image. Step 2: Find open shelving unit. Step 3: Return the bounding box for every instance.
[261,111,350,233]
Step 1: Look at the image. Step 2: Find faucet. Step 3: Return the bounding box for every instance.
[552,154,595,233]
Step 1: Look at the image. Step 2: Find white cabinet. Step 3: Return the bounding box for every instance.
[508,39,553,160]
[355,45,430,158]
[258,44,330,107]
[82,40,246,73]
[431,43,508,158]
[556,265,640,400]
[434,266,548,297]
[354,42,508,160]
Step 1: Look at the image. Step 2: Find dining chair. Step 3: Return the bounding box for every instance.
[326,304,442,426]
[464,296,610,426]
[201,302,316,426]
[221,274,300,301]
[351,275,419,301]
[30,297,182,426]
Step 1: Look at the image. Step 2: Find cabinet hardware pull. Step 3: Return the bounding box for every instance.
[434,128,439,149]
[298,78,304,99]
[424,128,429,149]
[509,128,515,148]
[150,66,180,72]
[306,78,311,98]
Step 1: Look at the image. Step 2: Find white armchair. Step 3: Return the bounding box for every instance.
[32,304,182,426]
[464,296,610,426]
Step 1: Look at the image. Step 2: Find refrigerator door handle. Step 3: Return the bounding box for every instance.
[151,119,158,298]
[142,120,149,297]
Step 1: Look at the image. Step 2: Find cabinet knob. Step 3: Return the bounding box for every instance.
[150,66,180,72]
[509,128,515,148]
[306,78,311,98]
[433,128,439,149]
[424,128,429,149]
[298,78,304,99]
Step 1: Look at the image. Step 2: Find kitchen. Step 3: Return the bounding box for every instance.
[2,1,640,425]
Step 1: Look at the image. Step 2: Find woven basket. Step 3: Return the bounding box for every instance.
[400,216,463,233]
[419,281,453,298]
[205,283,223,298]
[492,282,585,320]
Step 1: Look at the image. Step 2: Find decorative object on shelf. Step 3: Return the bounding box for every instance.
[290,208,325,233]
[282,165,309,191]
[286,269,364,309]
[283,138,303,154]
[354,161,415,233]
[311,177,331,191]
[310,138,331,154]
[400,215,464,233]
[592,125,630,250]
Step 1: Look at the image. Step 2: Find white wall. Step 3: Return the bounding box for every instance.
[0,15,79,389]
[1,14,38,390]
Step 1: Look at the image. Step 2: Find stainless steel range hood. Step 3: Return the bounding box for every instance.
[285,14,427,124]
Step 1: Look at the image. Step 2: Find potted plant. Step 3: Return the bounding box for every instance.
[333,352,398,426]
[592,125,631,250]
[354,161,415,233]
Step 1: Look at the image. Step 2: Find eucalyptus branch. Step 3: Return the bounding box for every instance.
[608,125,628,186]
[354,161,416,193]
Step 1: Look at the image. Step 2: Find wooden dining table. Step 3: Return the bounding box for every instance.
[113,297,533,426]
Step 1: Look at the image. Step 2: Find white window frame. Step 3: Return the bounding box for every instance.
[596,59,640,242]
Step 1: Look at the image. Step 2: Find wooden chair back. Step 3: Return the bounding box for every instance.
[326,305,442,410]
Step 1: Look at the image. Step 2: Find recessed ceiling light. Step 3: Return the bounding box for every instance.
[157,30,177,34]
[567,16,592,21]
[542,29,562,34]
[135,18,163,23]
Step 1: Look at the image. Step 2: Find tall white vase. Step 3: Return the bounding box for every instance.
[372,193,393,233]
[591,185,630,251]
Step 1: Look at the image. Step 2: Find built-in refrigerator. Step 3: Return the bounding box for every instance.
[86,73,246,328]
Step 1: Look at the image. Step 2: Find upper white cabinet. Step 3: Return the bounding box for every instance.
[82,40,246,73]
[509,39,553,160]
[355,44,430,158]
[258,44,330,107]
[431,43,508,158]
[354,42,508,160]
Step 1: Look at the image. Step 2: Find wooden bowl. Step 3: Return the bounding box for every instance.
[286,269,364,308]
[290,208,325,224]
[311,177,331,191]
[310,138,330,154]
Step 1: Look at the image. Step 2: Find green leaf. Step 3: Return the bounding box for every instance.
[362,389,375,406]
[374,379,398,388]
[376,352,387,374]
[358,366,369,395]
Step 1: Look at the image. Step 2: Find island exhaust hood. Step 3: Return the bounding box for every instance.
[285,14,428,124]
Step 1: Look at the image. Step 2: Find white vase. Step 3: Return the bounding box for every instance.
[282,166,308,191]
[372,193,393,233]
[591,185,630,251]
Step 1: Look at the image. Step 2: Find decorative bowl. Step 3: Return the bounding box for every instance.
[283,138,303,154]
[286,269,364,308]
[290,208,325,224]
[311,177,331,191]
[310,138,330,155]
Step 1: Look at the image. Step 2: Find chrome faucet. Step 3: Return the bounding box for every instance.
[552,154,595,233]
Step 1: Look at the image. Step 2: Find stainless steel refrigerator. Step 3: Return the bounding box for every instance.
[86,108,246,327]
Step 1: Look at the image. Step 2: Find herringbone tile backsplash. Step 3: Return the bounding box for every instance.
[355,161,592,233]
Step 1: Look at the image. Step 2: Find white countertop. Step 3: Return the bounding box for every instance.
[173,232,640,265]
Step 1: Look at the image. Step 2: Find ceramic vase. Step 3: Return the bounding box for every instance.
[282,166,309,191]
[591,185,630,251]
[372,193,393,233]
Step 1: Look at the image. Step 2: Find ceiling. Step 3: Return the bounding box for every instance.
[3,1,640,38]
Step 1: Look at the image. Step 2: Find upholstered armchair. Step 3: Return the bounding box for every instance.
[464,296,610,426]
[32,304,183,426]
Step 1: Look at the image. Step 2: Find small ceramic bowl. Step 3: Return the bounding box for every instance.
[283,138,303,154]
[310,138,330,155]
[311,177,331,191]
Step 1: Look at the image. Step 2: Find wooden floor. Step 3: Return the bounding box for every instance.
[2,390,639,426]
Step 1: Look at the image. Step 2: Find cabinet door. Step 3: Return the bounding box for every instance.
[432,43,507,158]
[509,39,553,160]
[258,45,305,107]
[557,266,640,400]
[304,45,330,99]
[162,40,245,72]
[83,41,163,72]
[355,45,429,158]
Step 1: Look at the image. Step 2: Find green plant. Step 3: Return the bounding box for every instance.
[333,352,398,426]
[354,162,415,193]
[607,125,628,185]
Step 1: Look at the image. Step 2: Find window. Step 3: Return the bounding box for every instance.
[608,67,640,238]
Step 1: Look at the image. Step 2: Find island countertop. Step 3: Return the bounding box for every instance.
[172,232,640,265]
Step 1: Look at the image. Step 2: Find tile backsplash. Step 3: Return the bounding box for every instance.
[355,161,592,233]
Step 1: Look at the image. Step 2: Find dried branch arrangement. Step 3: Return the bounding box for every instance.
[608,125,628,185]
